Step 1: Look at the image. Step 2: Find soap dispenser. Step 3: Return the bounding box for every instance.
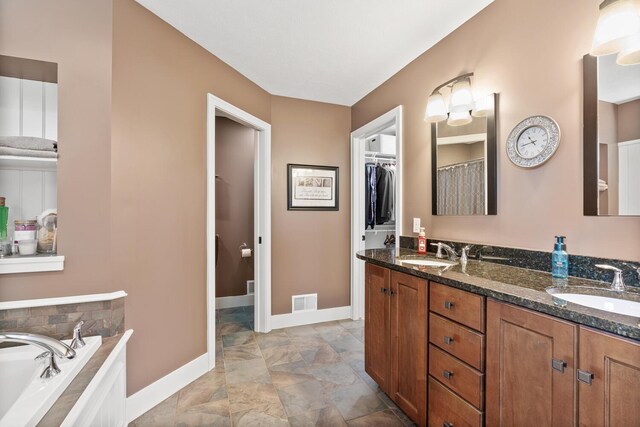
[418,227,427,254]
[552,235,569,279]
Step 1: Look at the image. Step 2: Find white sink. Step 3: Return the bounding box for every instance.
[548,291,640,317]
[396,258,455,267]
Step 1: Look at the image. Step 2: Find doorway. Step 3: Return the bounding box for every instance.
[206,94,272,370]
[350,106,403,320]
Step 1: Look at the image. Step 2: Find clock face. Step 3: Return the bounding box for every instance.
[516,126,548,159]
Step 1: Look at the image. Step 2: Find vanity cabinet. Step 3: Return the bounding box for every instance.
[364,264,428,426]
[486,299,577,427]
[578,327,640,427]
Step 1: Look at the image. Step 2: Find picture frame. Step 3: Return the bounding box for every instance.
[287,164,339,211]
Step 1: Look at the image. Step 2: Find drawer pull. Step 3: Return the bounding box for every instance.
[389,290,396,296]
[443,423,454,427]
[444,301,455,309]
[443,370,454,379]
[577,369,594,385]
[552,359,566,373]
[380,287,388,294]
[444,336,454,345]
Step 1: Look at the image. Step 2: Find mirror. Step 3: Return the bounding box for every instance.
[583,54,640,216]
[431,93,497,215]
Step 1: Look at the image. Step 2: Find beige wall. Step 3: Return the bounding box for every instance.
[0,0,114,299]
[437,141,484,168]
[352,0,640,261]
[271,96,351,315]
[618,98,640,142]
[111,0,271,394]
[215,118,255,298]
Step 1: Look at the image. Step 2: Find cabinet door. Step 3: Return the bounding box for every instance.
[364,263,390,392]
[390,271,427,426]
[578,327,640,427]
[486,300,577,427]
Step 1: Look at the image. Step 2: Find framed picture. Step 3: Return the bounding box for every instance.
[287,164,339,211]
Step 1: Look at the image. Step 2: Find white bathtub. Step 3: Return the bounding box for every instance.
[0,335,101,427]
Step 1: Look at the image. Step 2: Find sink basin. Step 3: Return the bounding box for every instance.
[546,286,640,317]
[396,256,456,268]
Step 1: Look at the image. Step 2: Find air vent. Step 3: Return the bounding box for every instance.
[247,280,255,295]
[292,293,318,313]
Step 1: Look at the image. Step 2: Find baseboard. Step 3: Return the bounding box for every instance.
[215,294,254,309]
[271,305,351,329]
[126,353,208,423]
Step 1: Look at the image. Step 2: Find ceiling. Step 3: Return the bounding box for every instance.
[136,0,494,106]
[598,54,640,104]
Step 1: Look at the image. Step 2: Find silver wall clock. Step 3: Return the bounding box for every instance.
[506,115,560,168]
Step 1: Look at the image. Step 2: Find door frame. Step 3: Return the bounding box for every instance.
[206,94,272,370]
[350,106,403,320]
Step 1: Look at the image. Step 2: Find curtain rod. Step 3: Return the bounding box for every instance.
[437,157,484,170]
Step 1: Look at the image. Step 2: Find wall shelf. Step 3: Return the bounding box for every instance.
[0,155,57,172]
[0,254,64,274]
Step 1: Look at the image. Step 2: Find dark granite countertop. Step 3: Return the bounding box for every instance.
[38,334,123,427]
[357,248,640,341]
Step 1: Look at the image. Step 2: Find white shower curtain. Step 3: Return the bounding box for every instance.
[437,159,485,215]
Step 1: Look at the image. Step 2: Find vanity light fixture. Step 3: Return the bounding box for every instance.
[425,72,489,125]
[591,0,640,65]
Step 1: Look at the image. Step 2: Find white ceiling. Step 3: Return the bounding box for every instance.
[136,0,494,106]
[598,54,640,104]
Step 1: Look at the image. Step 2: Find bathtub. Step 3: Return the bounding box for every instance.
[0,335,101,427]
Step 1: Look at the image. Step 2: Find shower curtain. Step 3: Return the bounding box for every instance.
[437,159,485,215]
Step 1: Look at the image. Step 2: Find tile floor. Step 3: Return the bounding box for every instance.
[130,306,415,426]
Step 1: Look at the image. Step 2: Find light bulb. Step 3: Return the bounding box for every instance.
[425,93,448,123]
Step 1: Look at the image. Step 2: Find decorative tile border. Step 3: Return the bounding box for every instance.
[399,236,639,288]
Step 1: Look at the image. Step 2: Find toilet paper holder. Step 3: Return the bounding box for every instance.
[239,243,252,258]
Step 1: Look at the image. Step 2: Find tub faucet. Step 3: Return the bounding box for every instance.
[0,332,76,378]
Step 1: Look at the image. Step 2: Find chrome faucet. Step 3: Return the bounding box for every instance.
[460,245,473,264]
[0,332,76,379]
[430,242,459,260]
[596,264,625,292]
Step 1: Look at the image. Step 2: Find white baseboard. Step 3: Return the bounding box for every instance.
[215,294,254,309]
[271,305,351,329]
[126,353,208,423]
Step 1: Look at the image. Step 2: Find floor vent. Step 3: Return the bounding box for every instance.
[292,293,318,313]
[247,280,255,295]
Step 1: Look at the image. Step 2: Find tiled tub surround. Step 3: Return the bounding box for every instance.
[357,248,640,340]
[399,236,640,287]
[0,297,125,341]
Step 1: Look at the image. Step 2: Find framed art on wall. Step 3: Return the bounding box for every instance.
[287,164,339,211]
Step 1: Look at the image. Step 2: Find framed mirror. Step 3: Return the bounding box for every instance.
[583,54,640,216]
[431,93,497,215]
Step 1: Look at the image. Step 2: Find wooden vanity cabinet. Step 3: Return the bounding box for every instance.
[578,327,640,427]
[486,299,578,427]
[364,264,428,426]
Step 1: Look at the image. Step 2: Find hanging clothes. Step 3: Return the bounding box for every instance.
[375,163,396,225]
[365,163,377,229]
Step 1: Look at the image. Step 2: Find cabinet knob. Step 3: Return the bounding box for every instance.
[443,423,454,427]
[444,336,454,345]
[443,370,454,380]
[444,301,454,309]
[577,369,594,385]
[389,290,396,296]
[380,287,388,294]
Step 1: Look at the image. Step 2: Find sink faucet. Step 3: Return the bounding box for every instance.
[596,264,625,292]
[430,242,459,260]
[0,332,76,378]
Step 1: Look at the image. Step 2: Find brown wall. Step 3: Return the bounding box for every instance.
[352,0,640,261]
[617,98,640,142]
[215,118,255,298]
[271,96,351,315]
[0,0,114,299]
[111,0,271,394]
[437,141,484,168]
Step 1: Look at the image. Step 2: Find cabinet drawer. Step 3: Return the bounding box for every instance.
[429,344,484,409]
[428,376,483,427]
[429,313,485,371]
[430,282,485,332]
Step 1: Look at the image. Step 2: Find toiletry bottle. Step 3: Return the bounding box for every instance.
[418,227,427,254]
[552,235,569,279]
[0,197,8,240]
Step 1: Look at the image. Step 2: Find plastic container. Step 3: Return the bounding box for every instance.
[18,239,37,256]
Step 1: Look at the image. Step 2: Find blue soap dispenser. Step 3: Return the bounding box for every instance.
[552,235,569,279]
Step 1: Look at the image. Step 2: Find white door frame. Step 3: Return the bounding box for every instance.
[206,94,272,370]
[350,106,403,320]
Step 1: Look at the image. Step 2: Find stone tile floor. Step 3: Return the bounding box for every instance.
[130,306,416,426]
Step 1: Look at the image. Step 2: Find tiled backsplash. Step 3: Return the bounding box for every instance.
[399,236,640,288]
[0,297,124,340]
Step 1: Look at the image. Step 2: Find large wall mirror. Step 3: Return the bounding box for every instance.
[584,54,640,216]
[431,93,497,215]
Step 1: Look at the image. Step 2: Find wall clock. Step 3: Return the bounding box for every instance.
[506,115,561,168]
